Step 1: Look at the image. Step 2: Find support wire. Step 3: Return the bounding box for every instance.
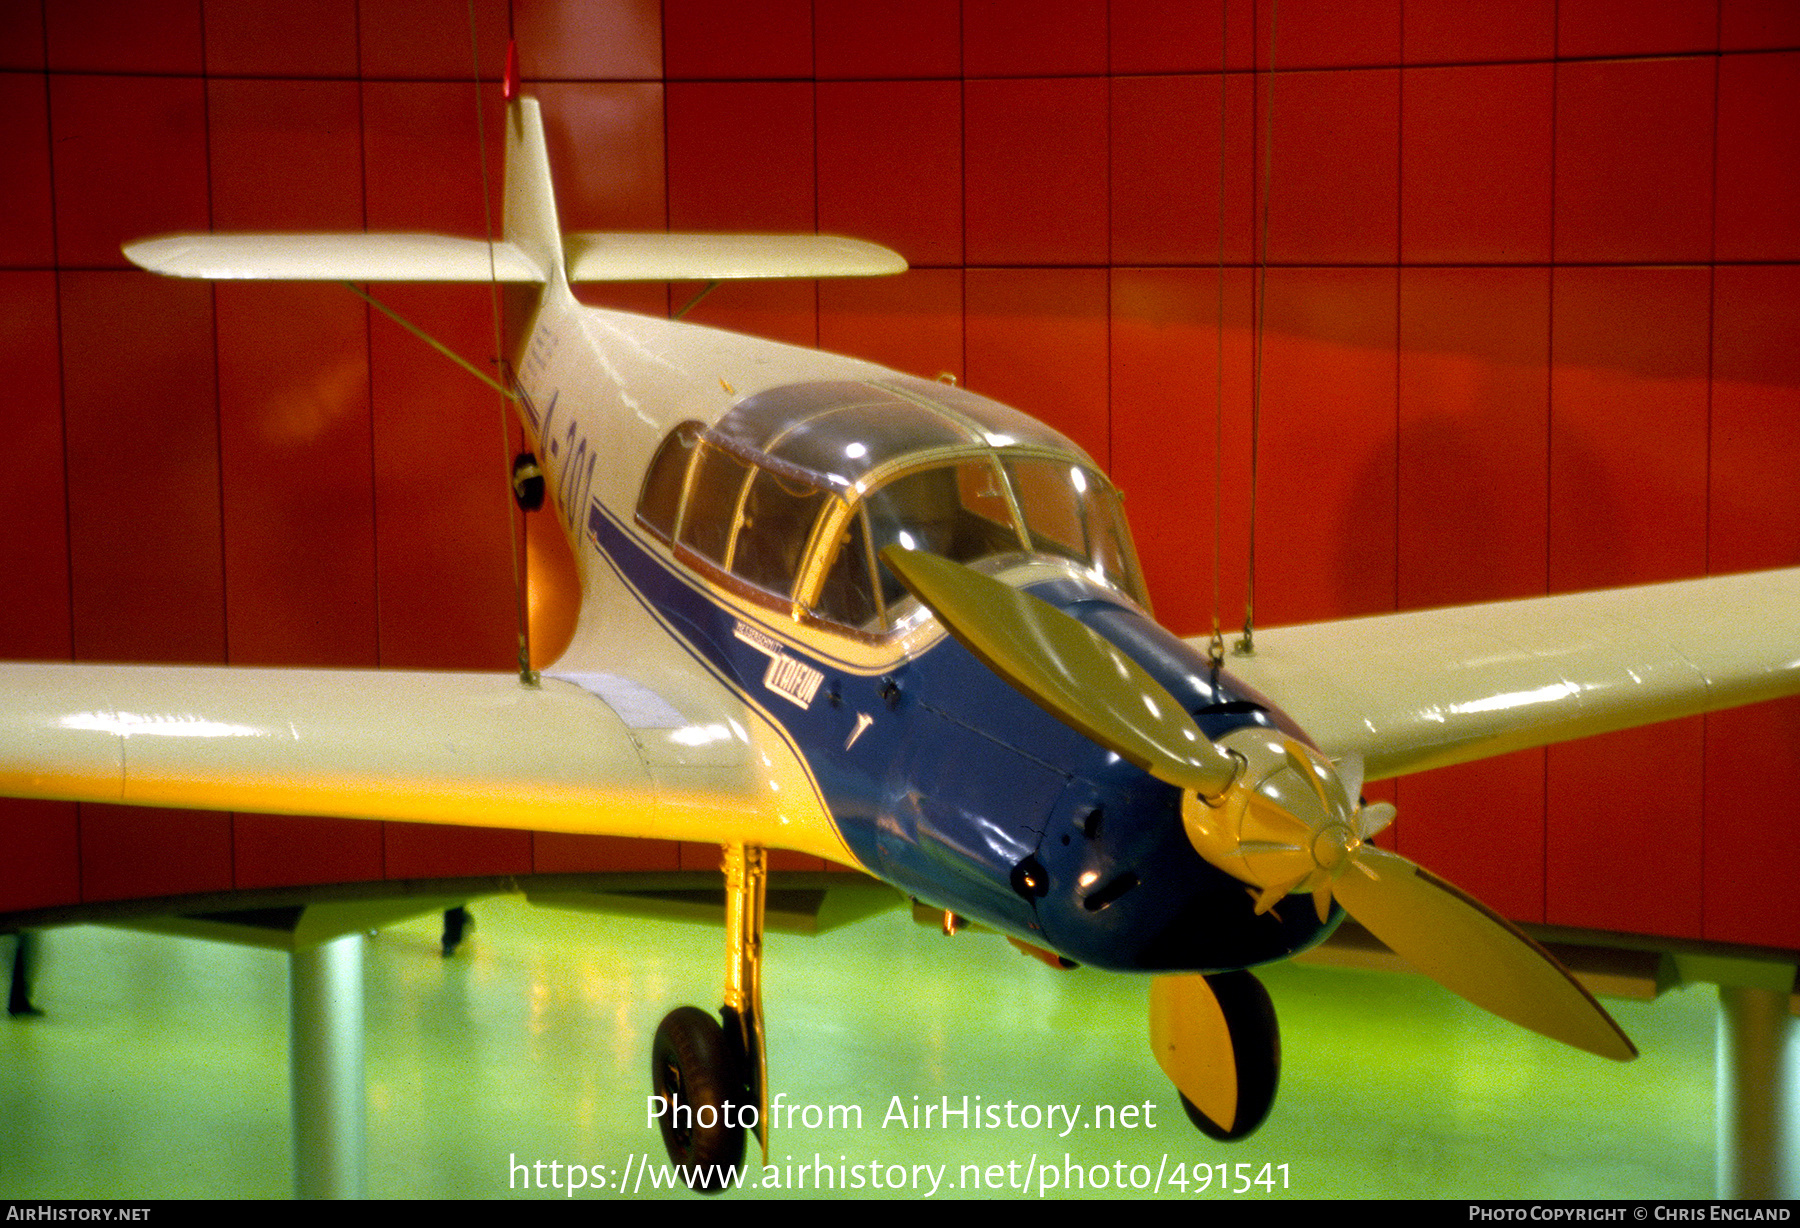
[1236,0,1278,658]
[467,3,537,687]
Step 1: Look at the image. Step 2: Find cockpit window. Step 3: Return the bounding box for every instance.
[1006,457,1086,560]
[639,421,701,540]
[814,508,879,627]
[677,441,753,566]
[1083,482,1146,601]
[734,469,830,595]
[1003,457,1144,598]
[634,380,1150,635]
[860,461,1025,612]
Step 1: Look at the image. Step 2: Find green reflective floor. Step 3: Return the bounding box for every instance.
[0,895,1717,1200]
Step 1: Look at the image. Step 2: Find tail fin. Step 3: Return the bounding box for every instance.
[503,96,564,287]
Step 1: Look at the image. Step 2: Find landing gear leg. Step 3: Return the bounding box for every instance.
[721,842,769,1163]
[649,843,768,1192]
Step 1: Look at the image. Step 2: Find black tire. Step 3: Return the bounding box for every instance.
[650,1006,746,1192]
[1177,969,1280,1142]
[511,453,545,512]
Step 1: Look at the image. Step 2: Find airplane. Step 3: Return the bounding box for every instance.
[4,66,1799,1196]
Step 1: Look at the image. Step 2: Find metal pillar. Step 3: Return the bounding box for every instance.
[290,933,367,1199]
[1716,984,1798,1200]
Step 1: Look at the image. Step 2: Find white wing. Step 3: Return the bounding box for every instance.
[1212,568,1800,782]
[0,663,853,864]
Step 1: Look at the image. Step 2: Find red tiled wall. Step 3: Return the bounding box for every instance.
[4,1,1799,949]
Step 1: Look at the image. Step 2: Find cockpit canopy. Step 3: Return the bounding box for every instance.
[636,378,1148,634]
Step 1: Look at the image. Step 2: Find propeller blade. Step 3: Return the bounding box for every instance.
[1336,752,1366,807]
[1230,840,1305,857]
[1330,845,1637,1062]
[1150,972,1280,1140]
[880,546,1240,797]
[1284,739,1346,815]
[1310,883,1332,924]
[1356,800,1396,840]
[1254,872,1309,915]
[874,560,1635,1066]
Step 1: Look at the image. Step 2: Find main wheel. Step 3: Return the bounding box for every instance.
[510,453,545,511]
[1177,970,1280,1142]
[650,1006,746,1192]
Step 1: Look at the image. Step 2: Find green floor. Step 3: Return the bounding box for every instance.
[0,895,1717,1199]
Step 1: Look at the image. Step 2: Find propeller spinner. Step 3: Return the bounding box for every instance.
[1190,726,1635,1063]
[879,546,1637,1093]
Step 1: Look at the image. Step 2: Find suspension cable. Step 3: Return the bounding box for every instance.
[1207,1,1231,668]
[1236,0,1278,658]
[467,3,537,686]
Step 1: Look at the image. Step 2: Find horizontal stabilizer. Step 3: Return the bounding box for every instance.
[127,232,906,285]
[564,232,906,282]
[125,233,547,282]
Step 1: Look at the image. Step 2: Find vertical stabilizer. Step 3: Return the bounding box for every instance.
[504,96,564,286]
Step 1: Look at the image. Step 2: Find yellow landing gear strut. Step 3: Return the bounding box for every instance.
[649,843,768,1193]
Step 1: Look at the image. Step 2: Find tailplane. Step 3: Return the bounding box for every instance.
[126,87,562,286]
[125,79,903,287]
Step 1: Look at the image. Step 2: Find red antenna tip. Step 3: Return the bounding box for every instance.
[503,40,520,100]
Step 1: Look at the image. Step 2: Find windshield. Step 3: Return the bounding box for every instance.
[636,381,1149,634]
[812,456,1145,632]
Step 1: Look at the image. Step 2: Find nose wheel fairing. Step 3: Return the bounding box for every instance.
[1151,970,1283,1141]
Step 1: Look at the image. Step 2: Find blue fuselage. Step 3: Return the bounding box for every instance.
[587,500,1340,974]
